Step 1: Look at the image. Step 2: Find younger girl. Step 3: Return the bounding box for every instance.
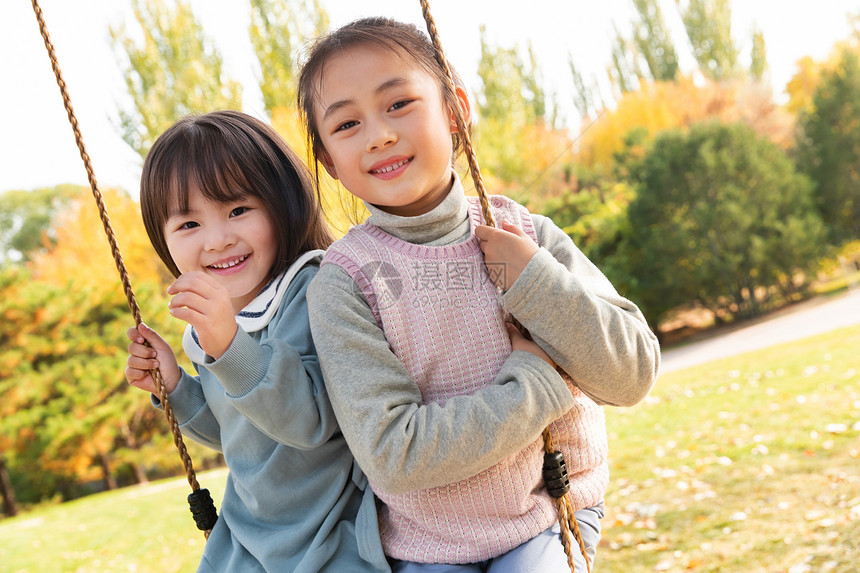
[124,110,389,573]
[299,18,661,572]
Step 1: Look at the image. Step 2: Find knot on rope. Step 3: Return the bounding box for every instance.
[542,451,571,498]
[188,488,218,531]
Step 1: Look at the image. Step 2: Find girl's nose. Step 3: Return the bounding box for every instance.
[203,225,236,252]
[366,119,397,152]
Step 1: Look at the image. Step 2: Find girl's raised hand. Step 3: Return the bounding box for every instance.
[167,271,237,359]
[474,220,539,291]
[126,323,181,394]
[506,322,556,368]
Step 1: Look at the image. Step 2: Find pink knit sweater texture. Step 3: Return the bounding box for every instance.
[322,195,608,564]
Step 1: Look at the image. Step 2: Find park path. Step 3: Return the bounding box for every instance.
[660,289,860,374]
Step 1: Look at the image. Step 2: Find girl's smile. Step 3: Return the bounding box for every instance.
[314,44,470,217]
[368,156,413,180]
[207,253,250,273]
[164,187,276,312]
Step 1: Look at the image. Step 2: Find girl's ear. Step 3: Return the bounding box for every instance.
[319,149,339,180]
[449,85,471,132]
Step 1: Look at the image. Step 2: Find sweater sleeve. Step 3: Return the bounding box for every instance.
[204,266,337,449]
[307,263,576,495]
[152,368,223,452]
[501,213,661,407]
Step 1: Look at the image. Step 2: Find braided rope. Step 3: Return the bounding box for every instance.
[417,3,589,570]
[542,427,592,573]
[418,0,495,228]
[30,0,211,539]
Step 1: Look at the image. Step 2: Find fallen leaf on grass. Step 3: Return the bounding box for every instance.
[636,542,668,551]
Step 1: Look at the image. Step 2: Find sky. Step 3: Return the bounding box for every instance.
[1,0,859,197]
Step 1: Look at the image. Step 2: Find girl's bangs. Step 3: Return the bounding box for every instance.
[172,139,253,213]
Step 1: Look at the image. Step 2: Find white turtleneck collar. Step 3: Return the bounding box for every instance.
[363,173,472,246]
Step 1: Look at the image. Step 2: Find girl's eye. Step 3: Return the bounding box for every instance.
[177,221,198,231]
[389,99,412,112]
[335,120,358,133]
[230,206,248,217]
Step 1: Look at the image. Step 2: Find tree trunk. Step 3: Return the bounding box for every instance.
[0,455,18,517]
[100,453,118,491]
[121,419,149,485]
[131,462,149,485]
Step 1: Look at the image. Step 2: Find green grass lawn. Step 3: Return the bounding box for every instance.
[1,325,858,572]
[0,468,228,573]
[599,323,860,573]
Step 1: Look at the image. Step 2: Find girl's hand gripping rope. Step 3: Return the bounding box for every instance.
[474,220,539,291]
[125,323,181,394]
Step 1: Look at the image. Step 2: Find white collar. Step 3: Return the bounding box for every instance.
[363,173,468,244]
[182,250,324,364]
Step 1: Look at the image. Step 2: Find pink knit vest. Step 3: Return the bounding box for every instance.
[322,195,608,564]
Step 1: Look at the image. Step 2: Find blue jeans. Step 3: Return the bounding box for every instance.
[390,502,604,573]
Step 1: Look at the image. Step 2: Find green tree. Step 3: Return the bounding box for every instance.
[678,0,738,81]
[473,27,572,198]
[0,190,217,504]
[749,27,769,82]
[599,0,766,99]
[608,23,642,96]
[475,27,546,127]
[0,266,178,502]
[621,122,825,330]
[797,47,860,242]
[543,130,644,310]
[110,0,243,159]
[603,0,688,94]
[544,179,635,267]
[0,186,74,265]
[631,0,679,82]
[249,0,329,117]
[521,43,548,122]
[568,58,598,119]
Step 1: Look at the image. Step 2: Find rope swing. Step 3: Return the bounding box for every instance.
[417,2,591,571]
[29,0,217,538]
[29,0,590,566]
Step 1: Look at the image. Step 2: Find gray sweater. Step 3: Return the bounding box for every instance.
[307,179,661,495]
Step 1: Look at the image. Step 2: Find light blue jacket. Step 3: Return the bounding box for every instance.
[162,253,388,572]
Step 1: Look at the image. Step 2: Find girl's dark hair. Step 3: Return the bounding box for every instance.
[297,17,469,181]
[140,110,333,279]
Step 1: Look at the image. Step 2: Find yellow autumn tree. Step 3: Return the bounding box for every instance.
[784,56,823,117]
[270,106,363,237]
[576,77,794,173]
[29,186,168,292]
[3,186,216,500]
[784,30,860,118]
